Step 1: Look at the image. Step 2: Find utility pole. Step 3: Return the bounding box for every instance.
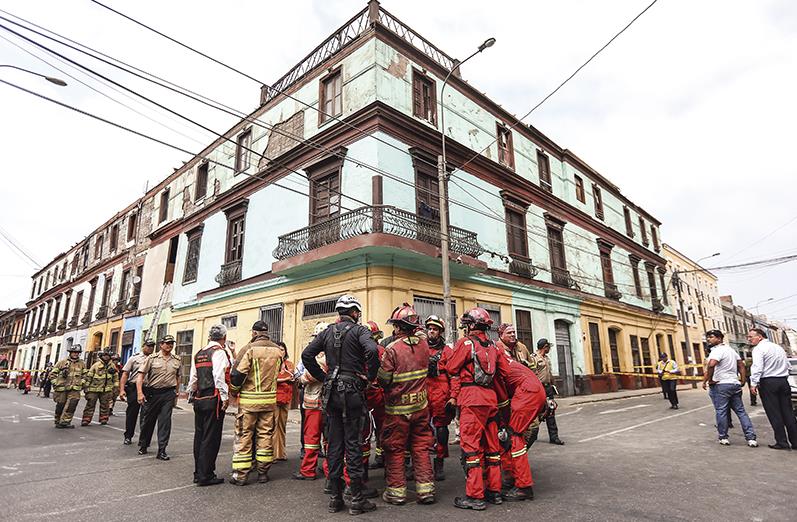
[438,155,453,344]
[673,271,697,388]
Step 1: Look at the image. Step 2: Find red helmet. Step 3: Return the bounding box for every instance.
[366,321,383,337]
[425,315,445,331]
[387,303,422,328]
[460,307,493,328]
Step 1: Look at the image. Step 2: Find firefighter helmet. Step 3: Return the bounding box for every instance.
[313,322,330,337]
[67,344,82,353]
[366,321,383,337]
[99,348,113,358]
[335,294,362,313]
[425,315,445,331]
[387,303,422,328]
[460,307,493,329]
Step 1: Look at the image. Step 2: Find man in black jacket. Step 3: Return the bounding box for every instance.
[302,294,379,516]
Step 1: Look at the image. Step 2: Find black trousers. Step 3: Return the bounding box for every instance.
[325,386,366,494]
[659,377,669,399]
[759,377,797,448]
[138,387,176,451]
[193,396,225,482]
[124,384,141,440]
[43,380,52,398]
[663,380,678,407]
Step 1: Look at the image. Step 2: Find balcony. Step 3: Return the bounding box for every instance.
[112,301,125,315]
[551,267,576,288]
[47,322,56,333]
[95,305,108,320]
[508,258,539,279]
[67,317,78,328]
[126,294,140,311]
[604,282,622,300]
[215,259,242,287]
[273,205,482,261]
[651,298,665,313]
[80,311,91,325]
[57,319,66,331]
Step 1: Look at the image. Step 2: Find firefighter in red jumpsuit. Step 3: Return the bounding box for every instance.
[425,315,456,481]
[497,349,547,501]
[447,307,511,510]
[365,321,386,470]
[378,304,436,506]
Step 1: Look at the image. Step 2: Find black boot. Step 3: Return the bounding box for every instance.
[485,490,503,505]
[502,486,533,502]
[453,496,486,511]
[328,479,345,513]
[433,457,445,481]
[348,480,377,516]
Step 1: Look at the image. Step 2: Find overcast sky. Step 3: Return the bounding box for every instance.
[1,0,795,323]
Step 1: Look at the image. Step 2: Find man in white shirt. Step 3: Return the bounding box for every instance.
[188,324,231,486]
[703,330,757,447]
[748,327,797,450]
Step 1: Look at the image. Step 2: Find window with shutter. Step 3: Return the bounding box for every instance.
[127,212,137,241]
[412,69,437,125]
[159,190,169,224]
[593,184,604,220]
[624,207,634,237]
[319,68,342,124]
[310,171,341,224]
[496,123,514,169]
[195,162,209,201]
[537,150,552,193]
[629,254,643,298]
[588,322,604,374]
[235,129,252,173]
[514,309,533,349]
[505,207,528,258]
[182,226,203,284]
[639,216,649,246]
[574,175,585,203]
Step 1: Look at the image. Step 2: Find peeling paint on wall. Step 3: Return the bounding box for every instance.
[385,53,408,79]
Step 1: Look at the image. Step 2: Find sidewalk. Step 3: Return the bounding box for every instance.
[557,384,696,407]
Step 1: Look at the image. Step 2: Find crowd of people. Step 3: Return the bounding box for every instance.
[41,293,562,514]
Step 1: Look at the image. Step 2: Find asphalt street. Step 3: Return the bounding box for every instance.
[0,387,793,522]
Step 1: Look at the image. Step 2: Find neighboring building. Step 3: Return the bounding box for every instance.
[663,244,723,377]
[720,295,757,357]
[0,308,25,370]
[15,1,674,396]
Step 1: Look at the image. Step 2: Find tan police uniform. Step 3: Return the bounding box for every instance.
[137,335,181,456]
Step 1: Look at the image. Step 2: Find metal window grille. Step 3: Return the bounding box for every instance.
[183,235,201,284]
[302,296,338,319]
[221,315,238,329]
[260,304,284,343]
[413,296,456,325]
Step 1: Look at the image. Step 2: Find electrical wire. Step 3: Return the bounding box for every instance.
[0,225,41,268]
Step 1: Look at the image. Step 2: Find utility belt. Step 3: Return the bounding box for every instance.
[143,386,176,396]
[461,381,491,389]
[321,371,365,411]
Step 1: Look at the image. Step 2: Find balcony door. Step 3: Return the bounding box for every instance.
[307,150,346,250]
[554,319,575,396]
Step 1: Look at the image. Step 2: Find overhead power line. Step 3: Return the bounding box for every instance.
[0,225,41,268]
[457,0,660,173]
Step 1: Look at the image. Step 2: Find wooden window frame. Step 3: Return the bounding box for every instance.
[159,189,170,224]
[223,200,249,264]
[412,68,437,126]
[574,175,585,203]
[639,216,649,246]
[623,206,634,237]
[593,184,604,220]
[597,238,615,287]
[195,161,209,201]
[234,128,252,174]
[544,213,568,272]
[94,234,103,259]
[501,193,529,260]
[306,149,346,225]
[127,212,137,241]
[318,67,343,125]
[588,322,604,374]
[411,147,441,219]
[109,224,119,252]
[645,262,658,301]
[514,309,533,350]
[182,225,203,285]
[496,122,515,170]
[658,267,669,305]
[537,150,552,192]
[629,254,643,298]
[651,226,660,252]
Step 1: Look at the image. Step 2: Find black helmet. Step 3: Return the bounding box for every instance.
[537,338,550,349]
[99,348,113,358]
[67,344,82,353]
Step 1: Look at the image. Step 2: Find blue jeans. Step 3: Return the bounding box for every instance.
[710,383,756,440]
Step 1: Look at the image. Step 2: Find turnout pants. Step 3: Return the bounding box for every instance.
[273,403,289,460]
[124,384,142,440]
[138,387,176,451]
[460,404,501,499]
[82,391,114,424]
[232,408,275,479]
[759,377,797,448]
[299,408,323,477]
[53,390,80,425]
[500,386,546,489]
[193,395,225,483]
[382,409,435,501]
[432,409,454,459]
[325,385,366,495]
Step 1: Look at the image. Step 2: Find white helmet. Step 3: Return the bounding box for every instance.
[335,294,362,313]
[313,322,330,337]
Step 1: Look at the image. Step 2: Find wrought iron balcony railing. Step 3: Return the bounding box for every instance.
[604,283,622,300]
[95,305,108,320]
[112,301,125,315]
[651,298,665,313]
[508,258,539,280]
[273,205,482,261]
[215,259,242,286]
[57,319,66,331]
[551,267,578,289]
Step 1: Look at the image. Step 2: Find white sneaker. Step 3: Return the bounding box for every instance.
[747,440,758,447]
[719,438,730,446]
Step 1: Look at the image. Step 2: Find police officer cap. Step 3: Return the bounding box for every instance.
[143,338,156,347]
[252,321,269,332]
[659,352,668,360]
[537,338,550,349]
[160,334,176,344]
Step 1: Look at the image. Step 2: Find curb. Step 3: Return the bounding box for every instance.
[559,385,695,407]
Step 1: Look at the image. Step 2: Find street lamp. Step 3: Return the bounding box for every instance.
[754,297,774,314]
[438,37,495,343]
[0,64,67,86]
[697,252,720,264]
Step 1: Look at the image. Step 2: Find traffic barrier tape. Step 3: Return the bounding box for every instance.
[605,371,706,381]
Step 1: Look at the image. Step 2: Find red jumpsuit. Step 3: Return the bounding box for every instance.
[447,331,510,500]
[497,352,546,489]
[298,367,324,478]
[427,340,455,458]
[378,334,435,502]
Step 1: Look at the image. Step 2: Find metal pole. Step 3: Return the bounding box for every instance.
[438,155,454,344]
[673,272,697,388]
